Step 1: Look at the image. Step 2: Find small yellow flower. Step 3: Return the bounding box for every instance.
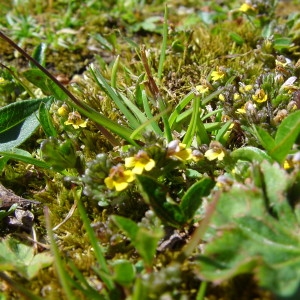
[239,3,256,13]
[191,149,204,162]
[167,140,192,161]
[233,93,240,100]
[283,159,293,170]
[0,77,6,84]
[236,105,246,114]
[219,94,226,101]
[239,84,253,94]
[104,164,135,192]
[252,89,268,103]
[211,67,226,82]
[125,150,155,174]
[204,141,226,161]
[57,104,69,117]
[196,85,209,94]
[64,111,88,129]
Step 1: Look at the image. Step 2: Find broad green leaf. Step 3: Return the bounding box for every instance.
[270,110,300,164]
[209,184,266,228]
[0,97,52,133]
[180,177,215,221]
[136,175,186,227]
[259,161,296,227]
[231,146,273,163]
[0,237,53,279]
[111,260,135,286]
[198,215,300,297]
[0,113,40,151]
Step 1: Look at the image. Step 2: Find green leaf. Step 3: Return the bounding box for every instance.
[270,110,300,164]
[254,126,275,151]
[231,146,273,163]
[0,203,18,221]
[0,113,39,151]
[31,43,46,67]
[39,102,58,137]
[136,175,187,227]
[0,237,53,279]
[180,177,215,221]
[0,97,51,134]
[23,69,51,95]
[112,215,163,266]
[112,259,136,286]
[0,148,51,169]
[0,97,52,150]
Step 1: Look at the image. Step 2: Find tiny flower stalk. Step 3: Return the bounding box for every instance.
[104,165,135,192]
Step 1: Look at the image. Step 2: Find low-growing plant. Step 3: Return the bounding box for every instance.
[0,0,300,299]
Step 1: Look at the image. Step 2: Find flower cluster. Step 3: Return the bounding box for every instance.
[104,141,195,192]
[104,150,155,192]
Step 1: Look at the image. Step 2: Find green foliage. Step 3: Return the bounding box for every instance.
[254,110,300,164]
[0,0,300,299]
[0,237,53,280]
[197,160,300,297]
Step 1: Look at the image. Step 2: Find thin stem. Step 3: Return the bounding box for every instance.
[44,206,76,300]
[157,5,168,82]
[196,281,208,300]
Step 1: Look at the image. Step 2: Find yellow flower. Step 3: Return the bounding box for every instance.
[196,85,209,94]
[239,84,253,94]
[233,93,240,100]
[239,3,256,13]
[236,105,246,114]
[204,141,226,161]
[64,111,88,129]
[125,150,155,174]
[219,94,226,101]
[211,67,226,81]
[57,104,69,117]
[252,89,268,103]
[0,77,6,84]
[104,164,135,192]
[167,140,192,161]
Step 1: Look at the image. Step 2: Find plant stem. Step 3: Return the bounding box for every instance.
[44,206,76,300]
